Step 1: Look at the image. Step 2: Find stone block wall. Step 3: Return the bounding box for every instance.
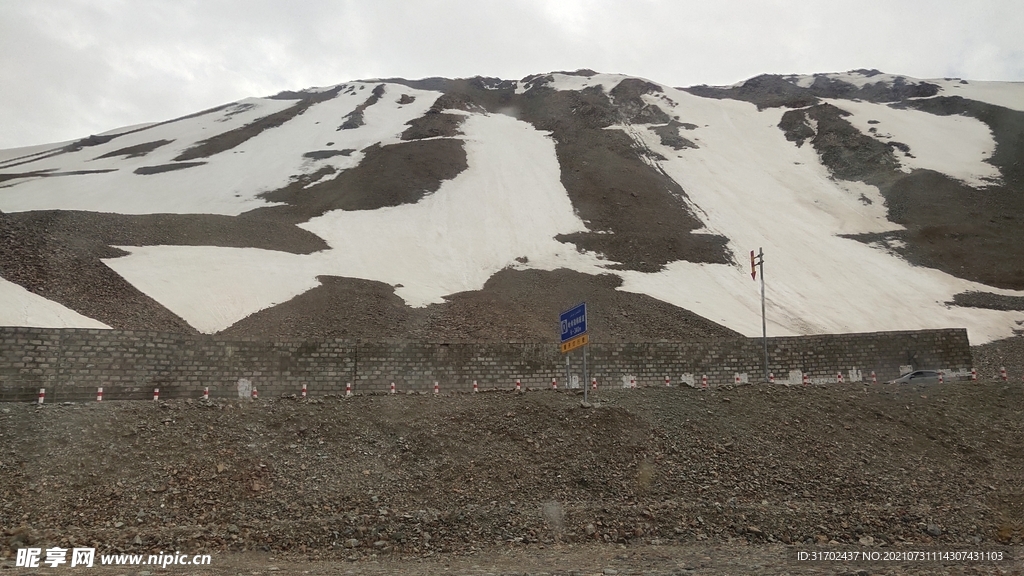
[0,327,972,402]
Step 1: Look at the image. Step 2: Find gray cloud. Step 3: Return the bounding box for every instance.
[2,0,1022,149]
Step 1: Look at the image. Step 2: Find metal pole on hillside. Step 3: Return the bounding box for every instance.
[751,248,768,382]
[565,355,571,394]
[583,345,588,404]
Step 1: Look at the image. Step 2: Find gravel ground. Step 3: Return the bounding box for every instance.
[2,372,1021,575]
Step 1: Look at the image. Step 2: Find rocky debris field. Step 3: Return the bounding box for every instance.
[1,351,1022,575]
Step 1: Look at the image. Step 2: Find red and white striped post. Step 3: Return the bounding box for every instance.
[837,372,844,384]
[302,383,308,398]
[871,371,877,384]
[939,371,944,384]
[551,378,557,391]
[38,388,45,405]
[153,388,160,401]
[630,376,636,389]
[802,373,809,386]
[203,386,209,400]
[252,387,258,400]
[390,382,396,394]
[1000,367,1008,381]
[473,380,479,393]
[345,382,352,397]
[515,379,521,393]
[701,374,708,389]
[769,373,774,384]
[665,375,671,387]
[96,387,103,402]
[591,377,597,390]
[434,381,439,395]
[971,368,977,381]
[734,374,741,386]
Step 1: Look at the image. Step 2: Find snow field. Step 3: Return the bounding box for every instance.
[4,74,1024,342]
[930,79,1024,113]
[612,86,1024,343]
[828,98,1000,187]
[782,72,1024,113]
[0,277,109,329]
[104,112,606,333]
[0,84,441,215]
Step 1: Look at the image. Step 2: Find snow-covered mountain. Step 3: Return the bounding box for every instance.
[2,69,1023,343]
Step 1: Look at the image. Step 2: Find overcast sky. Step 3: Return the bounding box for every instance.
[2,0,1023,149]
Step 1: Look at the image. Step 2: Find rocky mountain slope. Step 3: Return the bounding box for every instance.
[1,69,1023,343]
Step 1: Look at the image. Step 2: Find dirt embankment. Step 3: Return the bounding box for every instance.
[218,269,740,341]
[2,378,1021,569]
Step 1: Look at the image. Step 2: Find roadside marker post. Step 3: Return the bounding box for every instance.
[302,383,308,398]
[939,371,944,384]
[591,377,597,390]
[971,368,977,381]
[1000,367,1007,381]
[871,371,877,384]
[701,374,708,389]
[665,376,671,387]
[390,382,396,395]
[473,380,479,393]
[434,381,439,395]
[734,374,740,386]
[769,373,774,384]
[551,378,557,391]
[38,388,45,405]
[153,388,159,401]
[252,387,258,400]
[837,372,844,384]
[515,379,521,393]
[203,387,209,401]
[345,382,351,397]
[802,373,808,386]
[97,387,103,402]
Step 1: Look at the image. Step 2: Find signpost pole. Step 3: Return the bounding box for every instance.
[759,248,768,383]
[751,248,768,383]
[565,354,571,393]
[583,345,588,403]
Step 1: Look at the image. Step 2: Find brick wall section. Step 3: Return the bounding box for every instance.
[0,327,972,401]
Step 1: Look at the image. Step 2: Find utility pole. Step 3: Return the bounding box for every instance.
[750,248,767,382]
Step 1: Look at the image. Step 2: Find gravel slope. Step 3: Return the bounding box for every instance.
[2,377,1020,573]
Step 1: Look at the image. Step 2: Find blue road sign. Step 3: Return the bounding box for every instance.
[560,302,587,343]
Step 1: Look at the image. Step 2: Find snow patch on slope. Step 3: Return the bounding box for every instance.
[613,89,1024,344]
[0,277,109,329]
[102,247,321,334]
[780,72,1024,113]
[547,72,633,92]
[0,85,441,215]
[828,99,1001,187]
[929,79,1024,112]
[103,112,605,333]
